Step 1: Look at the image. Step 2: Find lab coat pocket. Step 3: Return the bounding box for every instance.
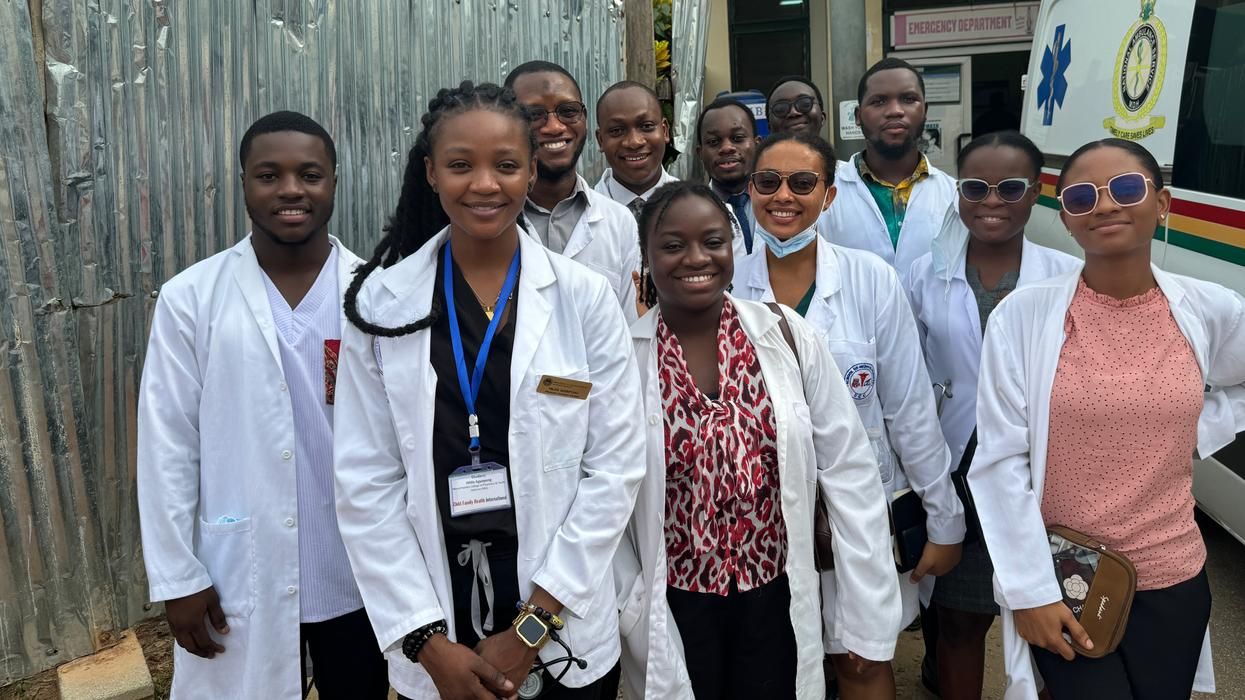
[536,366,591,472]
[617,571,647,637]
[198,518,257,619]
[867,427,896,486]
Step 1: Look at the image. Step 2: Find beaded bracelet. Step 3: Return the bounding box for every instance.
[401,619,448,664]
[514,601,564,630]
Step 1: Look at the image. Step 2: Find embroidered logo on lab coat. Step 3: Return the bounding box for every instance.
[844,363,876,402]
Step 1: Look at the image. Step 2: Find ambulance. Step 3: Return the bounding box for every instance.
[1021,0,1245,544]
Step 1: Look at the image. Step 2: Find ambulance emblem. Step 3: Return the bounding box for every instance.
[1103,0,1168,140]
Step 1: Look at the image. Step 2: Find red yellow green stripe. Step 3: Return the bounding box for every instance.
[1035,172,1245,266]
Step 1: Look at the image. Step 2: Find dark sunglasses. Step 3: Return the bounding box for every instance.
[750,170,823,195]
[523,101,587,127]
[1058,172,1156,216]
[769,95,818,118]
[957,177,1033,203]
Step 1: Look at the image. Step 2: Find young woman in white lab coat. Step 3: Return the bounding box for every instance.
[332,82,645,700]
[618,181,900,699]
[970,138,1242,699]
[906,131,1079,700]
[731,131,963,699]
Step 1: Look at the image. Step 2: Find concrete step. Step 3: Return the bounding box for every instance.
[57,631,153,700]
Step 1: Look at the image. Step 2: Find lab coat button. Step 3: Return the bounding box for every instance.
[281,450,292,460]
[287,586,296,595]
[648,414,659,426]
[403,439,416,451]
[279,382,288,392]
[284,518,295,527]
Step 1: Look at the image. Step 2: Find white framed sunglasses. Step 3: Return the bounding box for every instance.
[1057,172,1157,216]
[957,177,1033,203]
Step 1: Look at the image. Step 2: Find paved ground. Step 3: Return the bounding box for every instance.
[893,510,1244,699]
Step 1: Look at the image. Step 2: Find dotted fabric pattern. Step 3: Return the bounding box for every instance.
[1042,280,1207,591]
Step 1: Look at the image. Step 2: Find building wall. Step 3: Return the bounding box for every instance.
[0,0,626,684]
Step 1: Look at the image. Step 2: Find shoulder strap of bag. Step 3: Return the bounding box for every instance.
[766,302,835,571]
[765,302,799,366]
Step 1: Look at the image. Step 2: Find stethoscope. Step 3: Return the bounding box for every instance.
[517,628,588,699]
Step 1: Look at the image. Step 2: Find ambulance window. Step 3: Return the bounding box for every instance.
[1171,0,1245,198]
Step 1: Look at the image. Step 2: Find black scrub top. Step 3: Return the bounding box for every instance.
[429,248,520,547]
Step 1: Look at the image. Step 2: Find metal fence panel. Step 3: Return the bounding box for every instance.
[0,0,624,683]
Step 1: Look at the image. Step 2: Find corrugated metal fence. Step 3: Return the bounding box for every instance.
[0,0,629,683]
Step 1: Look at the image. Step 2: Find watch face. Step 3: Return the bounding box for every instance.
[516,614,548,645]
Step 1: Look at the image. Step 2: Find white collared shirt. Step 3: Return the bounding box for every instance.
[594,166,679,207]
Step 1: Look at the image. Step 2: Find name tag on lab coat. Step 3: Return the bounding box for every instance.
[448,462,512,517]
[536,375,592,400]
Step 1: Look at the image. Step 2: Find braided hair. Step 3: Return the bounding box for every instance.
[343,81,536,337]
[637,181,735,308]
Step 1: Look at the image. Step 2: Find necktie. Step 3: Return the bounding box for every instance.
[727,192,753,254]
[628,197,645,221]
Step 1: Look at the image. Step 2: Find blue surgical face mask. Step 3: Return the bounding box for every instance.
[753,191,828,258]
[754,223,818,258]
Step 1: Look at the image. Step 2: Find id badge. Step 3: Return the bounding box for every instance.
[448,462,512,517]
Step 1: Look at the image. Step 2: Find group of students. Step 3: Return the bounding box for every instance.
[136,55,1244,700]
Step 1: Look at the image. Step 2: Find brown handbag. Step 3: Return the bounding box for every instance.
[1046,525,1137,658]
[766,302,835,572]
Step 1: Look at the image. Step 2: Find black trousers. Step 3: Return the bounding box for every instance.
[666,574,798,700]
[300,607,389,699]
[1031,568,1211,700]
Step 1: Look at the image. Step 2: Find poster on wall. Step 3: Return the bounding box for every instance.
[1021,0,1195,166]
[919,120,945,162]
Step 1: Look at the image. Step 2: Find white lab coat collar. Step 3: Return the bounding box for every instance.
[740,237,844,304]
[229,234,361,369]
[371,227,558,407]
[562,175,608,260]
[595,166,678,205]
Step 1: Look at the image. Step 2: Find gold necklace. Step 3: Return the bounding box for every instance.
[468,286,513,321]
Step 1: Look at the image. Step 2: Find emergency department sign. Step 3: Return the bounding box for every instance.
[1021,0,1194,167]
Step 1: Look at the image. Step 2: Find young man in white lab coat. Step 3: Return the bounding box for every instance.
[137,112,387,699]
[818,58,956,282]
[504,61,642,321]
[594,82,679,217]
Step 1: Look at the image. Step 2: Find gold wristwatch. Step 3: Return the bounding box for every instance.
[512,610,551,649]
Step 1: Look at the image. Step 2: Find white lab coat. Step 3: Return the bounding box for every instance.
[817,155,956,281]
[906,207,1081,469]
[137,236,365,700]
[534,176,642,322]
[734,240,963,642]
[971,265,1245,698]
[332,228,645,698]
[616,298,902,699]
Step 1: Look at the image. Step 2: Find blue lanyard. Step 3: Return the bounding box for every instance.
[444,241,521,459]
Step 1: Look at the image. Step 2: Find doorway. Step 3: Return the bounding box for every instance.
[970,51,1029,137]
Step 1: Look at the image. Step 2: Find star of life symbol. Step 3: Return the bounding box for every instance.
[1038,23,1071,126]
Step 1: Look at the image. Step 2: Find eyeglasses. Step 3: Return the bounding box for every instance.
[957,178,1033,203]
[1058,172,1156,216]
[523,101,587,127]
[750,170,823,195]
[769,95,818,118]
